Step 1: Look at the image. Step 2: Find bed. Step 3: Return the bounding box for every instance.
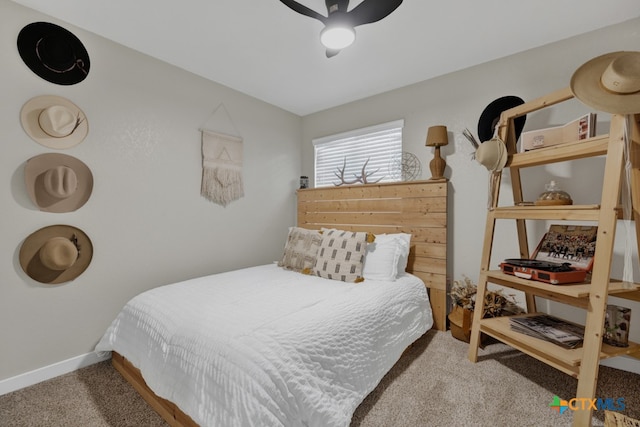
[96,180,448,427]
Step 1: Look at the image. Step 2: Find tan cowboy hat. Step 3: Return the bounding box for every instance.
[475,137,508,172]
[19,225,93,284]
[24,153,93,213]
[20,95,89,149]
[570,51,640,115]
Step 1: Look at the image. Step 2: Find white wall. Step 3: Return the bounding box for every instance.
[302,18,640,373]
[0,0,302,381]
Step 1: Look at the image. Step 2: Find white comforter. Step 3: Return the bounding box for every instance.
[95,263,432,427]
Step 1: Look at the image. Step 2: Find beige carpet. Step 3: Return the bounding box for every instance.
[1,330,639,426]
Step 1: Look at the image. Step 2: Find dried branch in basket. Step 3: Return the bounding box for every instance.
[450,275,522,318]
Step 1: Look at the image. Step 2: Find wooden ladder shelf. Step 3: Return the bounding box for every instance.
[467,87,640,427]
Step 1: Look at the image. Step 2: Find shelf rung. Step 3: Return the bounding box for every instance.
[508,135,609,168]
[480,316,581,377]
[608,280,640,301]
[485,271,640,301]
[479,315,640,376]
[485,270,590,306]
[490,205,601,221]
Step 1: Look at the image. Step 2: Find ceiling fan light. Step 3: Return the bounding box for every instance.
[320,26,355,50]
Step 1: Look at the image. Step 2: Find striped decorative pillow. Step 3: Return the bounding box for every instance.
[314,228,370,282]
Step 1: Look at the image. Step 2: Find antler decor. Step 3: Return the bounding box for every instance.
[333,157,384,186]
[333,157,360,186]
[358,158,383,184]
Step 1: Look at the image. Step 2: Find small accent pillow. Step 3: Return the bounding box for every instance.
[363,233,411,281]
[314,228,371,282]
[278,227,322,273]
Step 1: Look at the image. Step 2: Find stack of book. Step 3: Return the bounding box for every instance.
[509,314,584,349]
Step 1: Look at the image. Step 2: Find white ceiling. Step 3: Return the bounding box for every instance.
[10,0,640,116]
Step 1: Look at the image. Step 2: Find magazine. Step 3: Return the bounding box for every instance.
[509,314,584,349]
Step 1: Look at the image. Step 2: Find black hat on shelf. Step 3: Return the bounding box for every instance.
[477,96,526,143]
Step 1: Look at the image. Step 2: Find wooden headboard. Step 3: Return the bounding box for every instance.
[297,180,448,331]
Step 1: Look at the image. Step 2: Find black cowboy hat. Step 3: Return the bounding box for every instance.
[17,22,90,85]
[477,96,526,143]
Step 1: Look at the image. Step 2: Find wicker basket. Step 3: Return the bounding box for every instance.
[448,305,488,345]
[449,305,473,342]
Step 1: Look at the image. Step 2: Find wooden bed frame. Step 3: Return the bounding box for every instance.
[112,352,198,426]
[112,179,449,427]
[297,179,448,331]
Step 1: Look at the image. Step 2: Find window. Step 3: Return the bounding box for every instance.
[313,120,404,188]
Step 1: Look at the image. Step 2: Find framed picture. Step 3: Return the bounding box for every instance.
[532,225,598,271]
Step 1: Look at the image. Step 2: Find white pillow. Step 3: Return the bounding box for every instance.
[394,233,412,273]
[362,233,411,281]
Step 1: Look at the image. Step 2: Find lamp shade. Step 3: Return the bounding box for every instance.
[426,125,448,147]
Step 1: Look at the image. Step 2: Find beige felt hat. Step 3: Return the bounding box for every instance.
[19,225,93,284]
[475,137,508,172]
[570,51,640,115]
[24,153,93,213]
[20,95,89,149]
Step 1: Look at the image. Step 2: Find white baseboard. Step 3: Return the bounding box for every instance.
[0,351,111,396]
[600,355,640,375]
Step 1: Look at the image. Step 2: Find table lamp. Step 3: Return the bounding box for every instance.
[426,125,448,180]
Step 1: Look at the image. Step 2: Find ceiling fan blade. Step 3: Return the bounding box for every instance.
[348,0,403,27]
[280,0,327,23]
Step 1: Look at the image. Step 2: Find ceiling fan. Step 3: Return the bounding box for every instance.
[279,0,403,57]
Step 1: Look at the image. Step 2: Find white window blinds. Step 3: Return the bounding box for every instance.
[313,120,404,188]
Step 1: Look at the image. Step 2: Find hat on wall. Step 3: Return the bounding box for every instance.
[19,225,93,284]
[475,137,508,172]
[20,95,89,149]
[477,96,527,143]
[17,22,90,85]
[570,51,640,115]
[24,153,93,213]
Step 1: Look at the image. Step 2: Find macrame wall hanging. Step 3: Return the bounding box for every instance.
[200,104,244,207]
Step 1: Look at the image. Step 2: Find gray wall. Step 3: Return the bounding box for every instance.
[1,0,302,381]
[302,18,640,373]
